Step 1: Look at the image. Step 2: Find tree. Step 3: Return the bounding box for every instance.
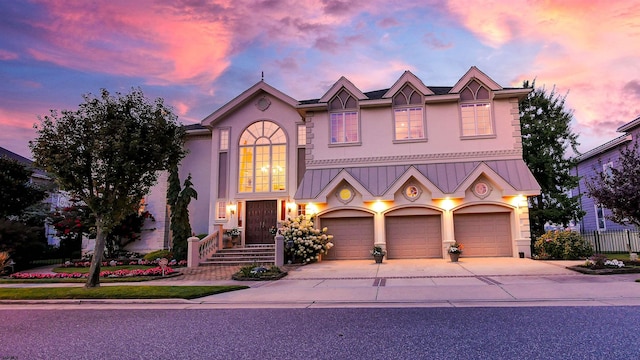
[168,172,197,260]
[519,80,584,240]
[0,156,46,218]
[586,141,640,227]
[31,88,185,287]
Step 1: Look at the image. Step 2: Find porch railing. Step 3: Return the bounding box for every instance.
[582,229,640,253]
[187,224,223,268]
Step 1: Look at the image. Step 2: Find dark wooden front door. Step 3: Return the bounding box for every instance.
[245,200,277,244]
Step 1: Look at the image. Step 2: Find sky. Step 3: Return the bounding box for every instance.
[1,0,639,159]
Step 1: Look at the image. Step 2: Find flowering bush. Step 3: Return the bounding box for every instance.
[280,215,333,263]
[534,230,593,260]
[584,254,625,269]
[9,266,174,279]
[448,242,463,254]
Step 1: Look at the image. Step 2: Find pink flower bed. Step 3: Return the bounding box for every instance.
[9,266,175,279]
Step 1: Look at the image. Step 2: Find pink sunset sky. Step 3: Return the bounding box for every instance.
[1,0,639,159]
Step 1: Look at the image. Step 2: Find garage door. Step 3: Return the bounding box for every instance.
[453,213,512,257]
[321,217,374,260]
[385,215,442,259]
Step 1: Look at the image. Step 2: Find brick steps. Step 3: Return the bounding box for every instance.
[201,245,275,265]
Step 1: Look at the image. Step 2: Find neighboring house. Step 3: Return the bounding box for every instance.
[573,116,640,233]
[0,146,62,246]
[136,66,541,258]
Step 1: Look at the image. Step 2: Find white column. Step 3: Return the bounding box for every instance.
[442,209,456,259]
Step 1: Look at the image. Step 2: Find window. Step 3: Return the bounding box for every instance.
[460,80,493,137]
[297,124,306,146]
[220,129,229,151]
[217,201,227,220]
[329,89,359,144]
[595,204,606,231]
[297,204,306,216]
[238,121,287,193]
[393,84,425,140]
[603,162,614,179]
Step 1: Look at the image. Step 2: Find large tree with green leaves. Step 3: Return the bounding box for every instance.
[31,88,185,287]
[520,80,584,240]
[586,141,640,227]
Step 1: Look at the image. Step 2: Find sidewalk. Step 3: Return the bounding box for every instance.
[2,258,639,309]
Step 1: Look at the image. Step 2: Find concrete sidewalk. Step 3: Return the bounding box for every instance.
[2,258,640,309]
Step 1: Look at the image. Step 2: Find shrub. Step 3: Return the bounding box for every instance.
[143,249,173,261]
[534,230,593,260]
[232,263,285,281]
[279,215,333,264]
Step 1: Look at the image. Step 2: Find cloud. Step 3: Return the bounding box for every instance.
[446,0,640,152]
[0,49,18,60]
[423,33,452,49]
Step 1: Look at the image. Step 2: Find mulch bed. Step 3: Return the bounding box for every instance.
[567,265,640,275]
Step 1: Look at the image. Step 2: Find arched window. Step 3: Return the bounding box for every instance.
[393,84,425,140]
[460,80,493,137]
[238,121,287,193]
[329,89,359,144]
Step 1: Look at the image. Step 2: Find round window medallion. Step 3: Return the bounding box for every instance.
[404,185,420,201]
[472,181,492,199]
[336,187,353,204]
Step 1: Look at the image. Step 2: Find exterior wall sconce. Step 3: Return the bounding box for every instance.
[227,203,237,215]
[306,203,318,216]
[286,201,297,213]
[441,197,455,211]
[372,200,386,213]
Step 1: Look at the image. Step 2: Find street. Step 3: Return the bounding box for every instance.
[1,307,639,359]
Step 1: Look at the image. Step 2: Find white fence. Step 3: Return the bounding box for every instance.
[582,229,640,253]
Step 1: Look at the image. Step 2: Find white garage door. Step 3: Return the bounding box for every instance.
[321,217,374,260]
[454,213,512,257]
[385,215,442,259]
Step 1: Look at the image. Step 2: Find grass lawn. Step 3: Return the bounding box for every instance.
[0,285,248,300]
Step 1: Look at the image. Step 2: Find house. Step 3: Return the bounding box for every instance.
[0,146,62,246]
[572,116,640,233]
[137,66,541,259]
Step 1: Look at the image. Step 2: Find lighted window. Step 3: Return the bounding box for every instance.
[393,84,424,140]
[460,80,493,137]
[297,204,306,216]
[238,121,287,193]
[329,89,359,144]
[220,129,229,151]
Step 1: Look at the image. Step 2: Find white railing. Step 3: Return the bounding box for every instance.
[187,224,223,268]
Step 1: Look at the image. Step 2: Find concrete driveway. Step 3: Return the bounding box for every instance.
[189,257,640,308]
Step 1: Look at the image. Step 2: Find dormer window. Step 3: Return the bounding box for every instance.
[329,89,359,144]
[393,84,425,141]
[460,80,493,137]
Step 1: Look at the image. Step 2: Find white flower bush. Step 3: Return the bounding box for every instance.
[279,214,334,263]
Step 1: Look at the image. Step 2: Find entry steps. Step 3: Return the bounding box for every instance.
[201,244,275,265]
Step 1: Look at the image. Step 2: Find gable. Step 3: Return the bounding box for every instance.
[202,81,298,127]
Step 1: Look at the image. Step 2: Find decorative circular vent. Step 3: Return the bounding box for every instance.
[337,186,354,204]
[472,181,492,199]
[403,184,421,201]
[256,96,271,111]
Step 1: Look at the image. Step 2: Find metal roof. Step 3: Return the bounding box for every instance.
[294,159,539,200]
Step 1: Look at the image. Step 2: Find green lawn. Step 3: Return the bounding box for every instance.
[0,285,248,300]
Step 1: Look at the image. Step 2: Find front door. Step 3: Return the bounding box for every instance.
[245,200,277,244]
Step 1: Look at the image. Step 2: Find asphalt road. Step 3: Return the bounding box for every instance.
[1,307,639,359]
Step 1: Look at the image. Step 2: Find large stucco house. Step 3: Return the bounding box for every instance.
[135,66,540,259]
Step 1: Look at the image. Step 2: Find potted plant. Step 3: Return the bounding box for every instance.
[448,242,463,262]
[371,246,386,264]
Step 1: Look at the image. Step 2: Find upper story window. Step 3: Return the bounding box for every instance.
[393,84,425,141]
[460,80,493,137]
[238,121,287,193]
[297,124,307,147]
[219,129,229,151]
[329,89,359,144]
